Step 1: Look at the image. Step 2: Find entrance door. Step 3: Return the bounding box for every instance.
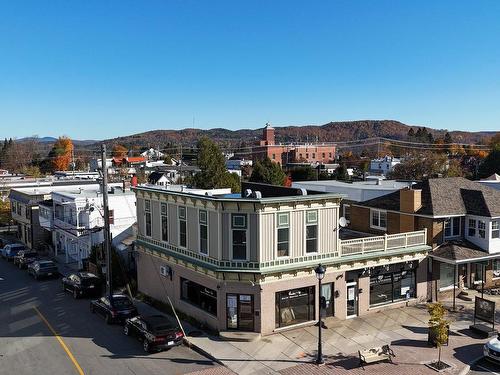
[321,283,334,317]
[346,282,358,318]
[226,294,254,331]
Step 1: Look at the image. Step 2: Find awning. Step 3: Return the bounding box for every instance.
[429,240,500,265]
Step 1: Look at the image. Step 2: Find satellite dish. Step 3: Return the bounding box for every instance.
[339,217,348,228]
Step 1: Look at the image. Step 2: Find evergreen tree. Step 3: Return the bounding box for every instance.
[444,132,453,144]
[249,157,286,186]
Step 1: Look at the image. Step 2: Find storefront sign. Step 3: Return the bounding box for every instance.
[475,297,495,324]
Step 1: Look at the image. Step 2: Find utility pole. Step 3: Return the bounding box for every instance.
[179,144,183,184]
[101,144,112,301]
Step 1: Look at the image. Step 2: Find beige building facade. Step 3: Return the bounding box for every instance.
[134,183,430,336]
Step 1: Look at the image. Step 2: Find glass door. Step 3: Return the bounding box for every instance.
[226,294,238,329]
[321,283,334,317]
[346,282,358,318]
[226,294,254,331]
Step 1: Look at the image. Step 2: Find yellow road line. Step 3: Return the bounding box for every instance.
[33,306,85,375]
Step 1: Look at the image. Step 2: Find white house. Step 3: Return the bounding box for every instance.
[49,184,137,266]
[369,156,401,175]
[141,148,164,160]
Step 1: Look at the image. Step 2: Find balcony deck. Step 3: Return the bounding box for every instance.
[137,229,430,274]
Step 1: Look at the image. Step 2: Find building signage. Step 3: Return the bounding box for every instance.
[474,296,496,325]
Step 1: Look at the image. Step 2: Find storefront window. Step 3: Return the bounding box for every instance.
[180,278,217,316]
[275,287,315,328]
[369,266,416,306]
[440,263,455,288]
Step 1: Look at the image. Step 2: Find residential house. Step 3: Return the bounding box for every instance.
[293,179,414,223]
[348,177,500,301]
[141,148,164,160]
[49,184,136,265]
[369,156,401,176]
[147,171,173,186]
[133,182,430,335]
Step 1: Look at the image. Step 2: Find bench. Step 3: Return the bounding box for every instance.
[358,345,395,368]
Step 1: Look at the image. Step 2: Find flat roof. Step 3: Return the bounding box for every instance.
[293,179,413,191]
[134,184,345,203]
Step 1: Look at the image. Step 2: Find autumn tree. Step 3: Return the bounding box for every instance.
[490,132,500,151]
[388,152,449,180]
[49,136,74,172]
[427,302,449,370]
[478,150,500,178]
[112,144,128,158]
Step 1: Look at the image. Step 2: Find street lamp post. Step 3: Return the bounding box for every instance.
[315,264,326,365]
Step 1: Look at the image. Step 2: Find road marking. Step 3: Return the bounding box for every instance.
[477,363,500,375]
[33,306,84,375]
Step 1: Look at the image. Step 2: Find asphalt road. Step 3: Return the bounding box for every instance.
[0,258,222,375]
[469,357,500,374]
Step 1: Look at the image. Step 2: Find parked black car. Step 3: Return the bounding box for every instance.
[14,251,38,269]
[62,272,101,299]
[90,294,138,324]
[27,260,59,280]
[124,315,184,353]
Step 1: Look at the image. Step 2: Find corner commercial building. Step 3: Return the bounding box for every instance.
[134,183,430,336]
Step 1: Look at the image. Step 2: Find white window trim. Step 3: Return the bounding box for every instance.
[444,217,461,239]
[276,212,290,259]
[178,206,187,248]
[199,209,209,256]
[491,220,500,239]
[467,218,477,238]
[370,209,387,231]
[230,214,249,261]
[305,210,319,255]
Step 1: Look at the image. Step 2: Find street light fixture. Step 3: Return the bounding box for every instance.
[315,263,326,365]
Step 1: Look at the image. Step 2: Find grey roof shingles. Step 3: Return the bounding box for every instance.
[358,177,500,217]
[430,240,496,262]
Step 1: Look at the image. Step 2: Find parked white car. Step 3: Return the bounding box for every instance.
[484,336,500,363]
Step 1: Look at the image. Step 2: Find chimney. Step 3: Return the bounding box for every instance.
[400,188,422,213]
[399,188,422,233]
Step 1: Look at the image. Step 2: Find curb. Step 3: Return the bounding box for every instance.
[458,355,483,375]
[183,336,225,366]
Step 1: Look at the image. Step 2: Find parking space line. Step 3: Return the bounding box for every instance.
[478,364,500,375]
[33,306,84,375]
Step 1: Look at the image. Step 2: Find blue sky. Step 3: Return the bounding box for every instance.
[0,1,499,139]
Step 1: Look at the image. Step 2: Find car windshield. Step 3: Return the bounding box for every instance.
[80,278,97,286]
[39,262,55,268]
[153,324,175,333]
[111,297,132,308]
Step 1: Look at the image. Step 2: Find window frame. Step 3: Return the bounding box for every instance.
[161,202,168,242]
[144,199,152,238]
[468,218,476,237]
[370,209,387,231]
[199,209,209,255]
[231,214,248,261]
[478,220,486,239]
[178,206,187,248]
[305,210,318,254]
[276,212,290,258]
[492,220,499,239]
[444,217,461,238]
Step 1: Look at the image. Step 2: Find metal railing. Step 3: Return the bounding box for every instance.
[339,229,427,257]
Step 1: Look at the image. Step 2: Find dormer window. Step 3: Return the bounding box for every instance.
[468,219,476,237]
[478,220,486,239]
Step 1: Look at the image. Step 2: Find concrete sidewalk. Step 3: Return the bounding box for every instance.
[184,302,497,375]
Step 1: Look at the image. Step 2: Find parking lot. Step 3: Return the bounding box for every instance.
[0,255,223,375]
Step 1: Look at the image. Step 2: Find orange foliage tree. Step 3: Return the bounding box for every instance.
[50,136,74,171]
[112,144,128,158]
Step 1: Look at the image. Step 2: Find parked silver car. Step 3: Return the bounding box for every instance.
[1,244,26,261]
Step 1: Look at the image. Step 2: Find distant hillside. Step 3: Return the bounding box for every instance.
[16,137,97,146]
[94,120,496,149]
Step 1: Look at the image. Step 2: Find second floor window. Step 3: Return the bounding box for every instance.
[277,213,289,257]
[161,203,168,242]
[145,199,152,237]
[478,220,486,239]
[199,210,208,255]
[492,220,499,239]
[468,219,476,237]
[179,206,187,247]
[232,214,247,260]
[370,209,387,230]
[306,210,318,253]
[444,217,460,238]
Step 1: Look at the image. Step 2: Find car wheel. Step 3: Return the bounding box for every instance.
[73,289,78,299]
[105,314,112,325]
[143,340,151,353]
[123,325,130,336]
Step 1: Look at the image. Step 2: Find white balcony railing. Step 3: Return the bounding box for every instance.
[340,229,427,257]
